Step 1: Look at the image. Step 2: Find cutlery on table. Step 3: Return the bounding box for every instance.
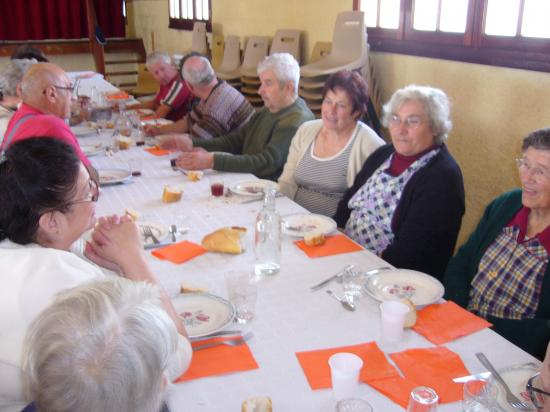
[142,226,160,245]
[475,352,532,410]
[169,224,177,242]
[326,289,356,311]
[189,330,243,342]
[192,332,253,351]
[452,371,491,383]
[310,264,355,291]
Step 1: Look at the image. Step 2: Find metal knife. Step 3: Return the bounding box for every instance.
[310,264,354,291]
[452,371,491,383]
[189,330,243,342]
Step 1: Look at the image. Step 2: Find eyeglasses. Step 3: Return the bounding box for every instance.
[526,373,550,410]
[388,114,425,130]
[53,84,76,93]
[516,157,550,180]
[64,178,100,208]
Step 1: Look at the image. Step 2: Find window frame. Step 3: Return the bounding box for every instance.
[168,0,212,32]
[355,0,550,73]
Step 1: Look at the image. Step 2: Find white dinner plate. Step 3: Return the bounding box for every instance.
[72,125,97,137]
[136,221,168,247]
[97,168,131,186]
[141,118,173,126]
[229,179,279,197]
[80,142,105,157]
[171,293,236,338]
[281,213,337,237]
[491,363,539,411]
[363,268,444,307]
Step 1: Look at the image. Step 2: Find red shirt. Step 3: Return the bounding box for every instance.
[388,145,439,176]
[507,206,550,253]
[155,76,193,121]
[2,103,90,167]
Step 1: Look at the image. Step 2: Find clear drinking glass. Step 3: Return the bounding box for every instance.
[462,379,499,412]
[407,386,439,412]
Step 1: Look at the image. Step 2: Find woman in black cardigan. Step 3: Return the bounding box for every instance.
[334,85,465,280]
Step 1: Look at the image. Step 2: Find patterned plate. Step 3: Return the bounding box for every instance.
[281,213,337,237]
[229,179,280,197]
[136,221,168,247]
[491,363,540,411]
[363,268,444,307]
[171,293,236,338]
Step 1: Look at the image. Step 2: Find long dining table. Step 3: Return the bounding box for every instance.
[80,126,538,411]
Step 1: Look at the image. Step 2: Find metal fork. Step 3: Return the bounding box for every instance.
[192,332,253,351]
[475,353,532,410]
[142,226,160,244]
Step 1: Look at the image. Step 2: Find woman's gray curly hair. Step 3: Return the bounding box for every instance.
[382,84,452,144]
[0,58,36,99]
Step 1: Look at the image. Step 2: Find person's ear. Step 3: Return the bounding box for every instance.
[38,211,61,238]
[42,85,57,103]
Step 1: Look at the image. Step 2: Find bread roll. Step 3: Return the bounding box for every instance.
[241,396,272,412]
[304,230,325,246]
[402,298,417,328]
[124,208,139,221]
[162,186,183,203]
[202,226,247,254]
[187,170,203,182]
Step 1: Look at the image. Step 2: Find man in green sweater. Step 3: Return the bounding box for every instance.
[159,52,314,181]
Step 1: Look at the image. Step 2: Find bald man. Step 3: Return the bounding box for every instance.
[1,63,89,166]
[146,55,253,139]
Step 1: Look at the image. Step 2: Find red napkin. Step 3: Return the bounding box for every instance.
[295,341,399,390]
[144,147,171,156]
[175,338,258,382]
[294,234,363,258]
[413,301,492,345]
[151,241,207,264]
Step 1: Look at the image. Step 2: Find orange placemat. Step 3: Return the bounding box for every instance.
[151,241,207,264]
[390,346,469,404]
[144,147,171,156]
[294,234,363,258]
[413,301,492,345]
[295,341,399,390]
[175,339,259,382]
[105,91,130,101]
[368,375,418,409]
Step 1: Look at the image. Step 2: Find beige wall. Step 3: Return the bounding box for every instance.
[127,0,550,246]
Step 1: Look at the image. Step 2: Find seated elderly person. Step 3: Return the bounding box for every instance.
[22,276,191,412]
[1,62,90,167]
[0,138,189,410]
[0,59,36,137]
[145,55,254,139]
[334,85,464,280]
[129,51,193,121]
[278,70,384,217]
[444,127,550,360]
[159,52,314,181]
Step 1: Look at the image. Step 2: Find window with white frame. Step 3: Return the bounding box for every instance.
[168,0,211,31]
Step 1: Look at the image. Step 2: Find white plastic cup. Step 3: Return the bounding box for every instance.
[328,353,364,401]
[380,300,410,342]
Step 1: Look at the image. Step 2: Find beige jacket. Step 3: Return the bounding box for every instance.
[278,119,385,199]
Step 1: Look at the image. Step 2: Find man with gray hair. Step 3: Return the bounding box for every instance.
[130,51,193,121]
[22,277,192,412]
[145,55,254,140]
[160,52,314,181]
[0,58,36,137]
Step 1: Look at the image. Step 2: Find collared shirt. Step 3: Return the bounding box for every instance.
[155,76,193,121]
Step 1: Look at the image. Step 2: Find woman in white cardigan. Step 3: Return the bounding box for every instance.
[278,70,384,217]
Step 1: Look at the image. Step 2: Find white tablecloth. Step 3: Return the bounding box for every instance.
[82,133,537,412]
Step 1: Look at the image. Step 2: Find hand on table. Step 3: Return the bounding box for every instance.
[144,124,161,136]
[176,147,214,170]
[158,134,193,152]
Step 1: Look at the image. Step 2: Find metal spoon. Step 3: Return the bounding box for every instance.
[169,224,177,242]
[326,290,356,311]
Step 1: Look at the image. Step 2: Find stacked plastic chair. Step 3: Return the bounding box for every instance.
[233,36,270,107]
[299,11,370,119]
[215,36,243,89]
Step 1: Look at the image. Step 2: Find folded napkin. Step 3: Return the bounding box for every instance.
[294,234,363,258]
[175,338,258,382]
[105,91,130,100]
[151,241,207,264]
[295,341,399,390]
[144,147,171,156]
[412,301,492,345]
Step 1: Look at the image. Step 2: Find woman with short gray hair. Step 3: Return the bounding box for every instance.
[23,276,190,412]
[0,58,36,137]
[334,84,465,281]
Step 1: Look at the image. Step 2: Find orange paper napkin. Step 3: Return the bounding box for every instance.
[389,346,470,404]
[175,338,259,382]
[295,341,399,390]
[151,241,207,264]
[413,301,492,345]
[144,147,171,156]
[105,91,130,101]
[294,234,363,258]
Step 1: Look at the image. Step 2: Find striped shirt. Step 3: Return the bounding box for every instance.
[188,81,254,140]
[293,133,356,217]
[155,76,193,121]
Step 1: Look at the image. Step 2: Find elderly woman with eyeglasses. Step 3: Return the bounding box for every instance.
[0,138,191,410]
[334,84,465,281]
[444,128,550,361]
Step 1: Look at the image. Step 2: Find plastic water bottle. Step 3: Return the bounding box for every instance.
[254,187,281,276]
